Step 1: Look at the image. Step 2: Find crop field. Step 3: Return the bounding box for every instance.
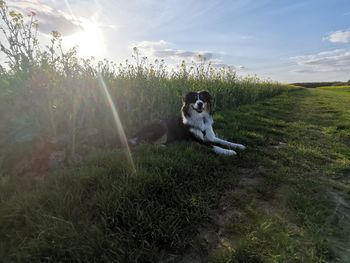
[0,2,289,176]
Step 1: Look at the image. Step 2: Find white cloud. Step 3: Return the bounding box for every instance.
[290,49,350,73]
[7,0,83,36]
[293,68,349,73]
[210,60,245,70]
[129,40,244,70]
[130,40,220,61]
[131,40,170,50]
[323,30,350,43]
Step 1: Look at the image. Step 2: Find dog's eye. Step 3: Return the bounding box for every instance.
[185,92,197,103]
[199,92,210,102]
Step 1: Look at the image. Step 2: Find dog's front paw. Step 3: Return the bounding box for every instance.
[221,149,237,156]
[229,143,246,150]
[213,146,237,156]
[226,149,237,156]
[236,144,246,150]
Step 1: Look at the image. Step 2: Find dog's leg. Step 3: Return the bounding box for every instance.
[205,127,246,150]
[189,128,204,141]
[213,146,237,155]
[188,129,237,155]
[213,137,246,150]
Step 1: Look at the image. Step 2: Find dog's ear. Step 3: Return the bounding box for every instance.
[182,93,187,103]
[182,91,196,103]
[181,94,190,117]
[208,95,215,114]
[199,90,212,100]
[199,90,215,114]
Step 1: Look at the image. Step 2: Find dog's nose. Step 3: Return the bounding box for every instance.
[197,102,203,108]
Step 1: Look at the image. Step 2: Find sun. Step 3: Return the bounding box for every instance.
[65,20,107,59]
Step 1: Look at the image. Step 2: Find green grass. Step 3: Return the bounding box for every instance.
[0,0,292,175]
[1,86,349,262]
[1,4,348,261]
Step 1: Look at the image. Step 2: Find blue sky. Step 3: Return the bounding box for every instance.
[3,0,350,82]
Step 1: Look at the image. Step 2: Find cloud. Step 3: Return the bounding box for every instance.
[131,40,170,50]
[129,40,245,70]
[323,30,350,43]
[8,0,52,13]
[209,59,245,69]
[7,0,83,36]
[36,12,83,35]
[130,40,221,61]
[290,49,350,73]
[293,68,349,73]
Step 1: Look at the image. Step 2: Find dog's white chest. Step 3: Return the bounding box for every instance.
[186,114,213,130]
[184,113,215,141]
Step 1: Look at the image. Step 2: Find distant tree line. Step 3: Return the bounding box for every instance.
[292,80,350,88]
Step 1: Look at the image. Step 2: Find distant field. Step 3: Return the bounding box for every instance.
[321,85,350,90]
[1,86,349,262]
[292,82,350,88]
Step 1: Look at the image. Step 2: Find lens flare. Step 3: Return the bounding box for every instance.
[97,74,136,174]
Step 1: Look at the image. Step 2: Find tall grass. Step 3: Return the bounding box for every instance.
[0,1,290,174]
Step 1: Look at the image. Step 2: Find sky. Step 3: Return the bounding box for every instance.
[1,0,350,83]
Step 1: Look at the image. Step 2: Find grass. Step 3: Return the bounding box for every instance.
[0,58,289,164]
[0,1,292,176]
[0,3,349,262]
[0,86,349,262]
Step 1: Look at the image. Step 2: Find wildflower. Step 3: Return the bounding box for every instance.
[51,31,61,38]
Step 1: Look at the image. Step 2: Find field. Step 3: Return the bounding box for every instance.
[0,2,288,176]
[1,86,350,262]
[1,3,350,262]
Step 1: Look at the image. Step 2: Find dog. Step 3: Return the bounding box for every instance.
[128,91,246,155]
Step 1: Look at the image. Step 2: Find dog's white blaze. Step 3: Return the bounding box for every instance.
[193,99,204,110]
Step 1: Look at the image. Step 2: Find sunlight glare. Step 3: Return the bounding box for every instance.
[97,74,136,175]
[65,20,107,59]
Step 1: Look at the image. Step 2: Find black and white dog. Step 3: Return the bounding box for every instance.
[128,91,246,156]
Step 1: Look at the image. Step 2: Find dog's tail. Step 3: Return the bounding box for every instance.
[128,120,168,146]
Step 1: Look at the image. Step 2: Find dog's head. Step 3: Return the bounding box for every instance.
[182,90,214,117]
